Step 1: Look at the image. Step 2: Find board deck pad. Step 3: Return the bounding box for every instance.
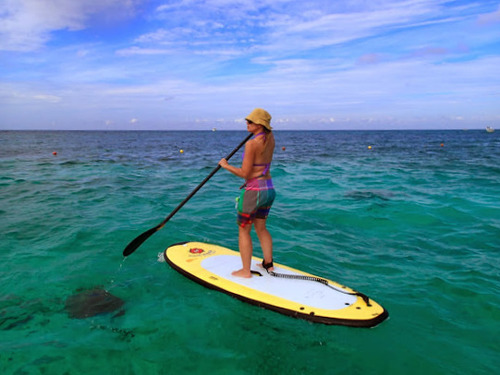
[164,242,388,327]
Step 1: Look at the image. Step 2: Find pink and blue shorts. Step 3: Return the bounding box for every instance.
[236,178,276,227]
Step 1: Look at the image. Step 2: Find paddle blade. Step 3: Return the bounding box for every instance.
[123,227,159,257]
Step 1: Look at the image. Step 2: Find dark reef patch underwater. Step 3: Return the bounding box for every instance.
[64,288,125,319]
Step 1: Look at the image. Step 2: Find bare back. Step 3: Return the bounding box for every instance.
[248,132,275,180]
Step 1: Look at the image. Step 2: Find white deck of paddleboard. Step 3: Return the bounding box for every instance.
[201,255,357,310]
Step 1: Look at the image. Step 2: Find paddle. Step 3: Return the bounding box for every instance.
[122,133,253,257]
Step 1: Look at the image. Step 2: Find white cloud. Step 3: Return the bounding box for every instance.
[32,94,62,103]
[0,85,62,104]
[116,46,175,56]
[477,5,500,25]
[0,0,141,51]
[1,0,499,129]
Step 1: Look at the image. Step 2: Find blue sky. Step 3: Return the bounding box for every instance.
[1,0,499,130]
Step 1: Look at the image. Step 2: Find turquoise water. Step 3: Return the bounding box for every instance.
[1,130,499,374]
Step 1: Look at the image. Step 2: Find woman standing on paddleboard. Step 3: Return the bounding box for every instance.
[219,108,276,278]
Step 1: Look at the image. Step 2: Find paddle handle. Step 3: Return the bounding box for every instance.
[122,133,252,257]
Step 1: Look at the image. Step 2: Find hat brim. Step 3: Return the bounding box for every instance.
[245,117,272,131]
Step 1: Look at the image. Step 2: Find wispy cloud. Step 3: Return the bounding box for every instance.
[477,4,500,25]
[1,0,499,129]
[0,0,141,52]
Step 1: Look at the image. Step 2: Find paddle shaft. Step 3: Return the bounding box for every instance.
[122,133,253,257]
[156,133,252,227]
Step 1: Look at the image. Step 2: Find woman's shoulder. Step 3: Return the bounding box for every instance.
[243,138,260,156]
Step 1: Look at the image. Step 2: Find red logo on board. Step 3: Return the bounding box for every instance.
[189,248,204,254]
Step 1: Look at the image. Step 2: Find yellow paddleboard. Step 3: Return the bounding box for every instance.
[164,242,388,327]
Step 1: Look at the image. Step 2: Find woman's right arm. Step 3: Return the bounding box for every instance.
[219,141,256,180]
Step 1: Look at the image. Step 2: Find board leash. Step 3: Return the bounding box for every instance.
[263,269,372,307]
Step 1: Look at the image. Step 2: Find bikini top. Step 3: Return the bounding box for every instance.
[242,132,271,176]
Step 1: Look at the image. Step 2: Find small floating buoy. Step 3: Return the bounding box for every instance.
[52,151,58,156]
[282,146,286,151]
[440,143,444,147]
[180,149,184,154]
[368,145,372,150]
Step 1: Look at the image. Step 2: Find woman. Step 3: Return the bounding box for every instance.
[219,108,276,278]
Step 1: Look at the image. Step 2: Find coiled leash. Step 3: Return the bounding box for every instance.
[256,259,371,307]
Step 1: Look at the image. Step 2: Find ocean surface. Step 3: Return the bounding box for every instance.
[1,130,499,374]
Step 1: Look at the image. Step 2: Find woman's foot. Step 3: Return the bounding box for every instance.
[232,269,252,278]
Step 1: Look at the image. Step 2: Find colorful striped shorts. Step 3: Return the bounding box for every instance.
[236,178,276,227]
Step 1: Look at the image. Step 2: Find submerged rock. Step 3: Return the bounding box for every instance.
[65,288,124,319]
[344,189,394,201]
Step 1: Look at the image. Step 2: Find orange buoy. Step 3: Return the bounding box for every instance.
[52,151,58,156]
[282,146,286,151]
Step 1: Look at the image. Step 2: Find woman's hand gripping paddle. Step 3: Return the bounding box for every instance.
[122,133,252,257]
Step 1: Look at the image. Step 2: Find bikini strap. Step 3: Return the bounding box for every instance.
[253,162,271,176]
[254,132,266,140]
[242,132,267,160]
[253,132,270,175]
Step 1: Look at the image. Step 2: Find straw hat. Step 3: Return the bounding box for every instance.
[245,108,272,130]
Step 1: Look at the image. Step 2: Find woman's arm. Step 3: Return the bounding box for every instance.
[219,140,256,180]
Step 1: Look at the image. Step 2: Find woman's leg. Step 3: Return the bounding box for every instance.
[254,218,274,272]
[232,224,253,278]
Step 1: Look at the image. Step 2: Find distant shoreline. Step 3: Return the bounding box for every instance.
[0,128,491,132]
